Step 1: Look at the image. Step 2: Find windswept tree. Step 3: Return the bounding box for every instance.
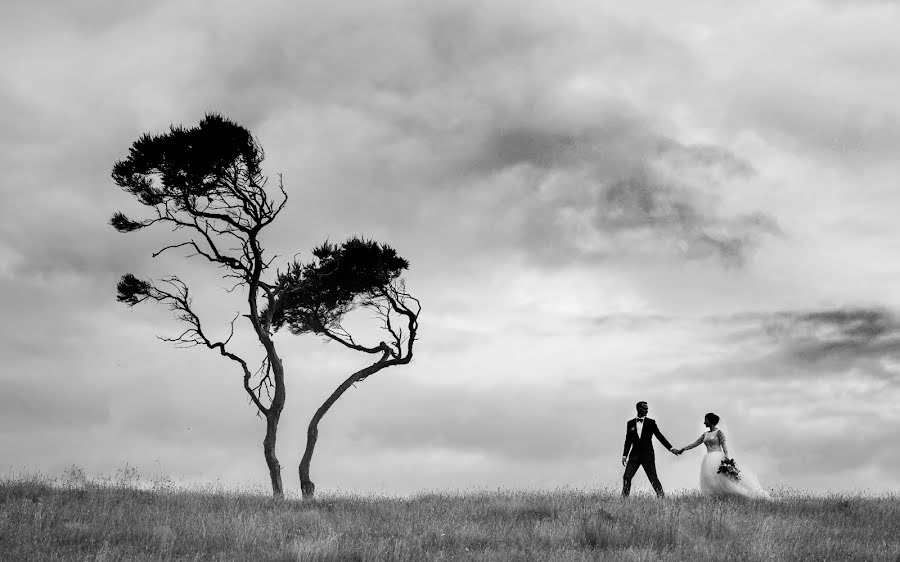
[268,237,421,498]
[111,114,291,498]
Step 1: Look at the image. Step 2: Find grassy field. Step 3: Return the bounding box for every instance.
[1,472,897,561]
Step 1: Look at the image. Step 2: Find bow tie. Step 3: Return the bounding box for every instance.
[636,418,645,423]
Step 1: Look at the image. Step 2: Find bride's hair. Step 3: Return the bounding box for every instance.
[705,412,720,426]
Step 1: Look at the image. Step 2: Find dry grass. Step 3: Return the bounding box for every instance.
[1,470,897,561]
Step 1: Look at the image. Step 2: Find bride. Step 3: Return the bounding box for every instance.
[673,412,771,499]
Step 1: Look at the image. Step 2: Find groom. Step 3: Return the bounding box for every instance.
[621,401,678,497]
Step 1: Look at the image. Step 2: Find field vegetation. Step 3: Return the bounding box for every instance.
[1,469,897,561]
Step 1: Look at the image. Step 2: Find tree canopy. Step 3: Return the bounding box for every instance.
[270,237,410,337]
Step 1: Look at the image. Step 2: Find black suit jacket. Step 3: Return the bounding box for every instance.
[622,418,673,460]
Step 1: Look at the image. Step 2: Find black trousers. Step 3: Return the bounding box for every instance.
[622,456,664,497]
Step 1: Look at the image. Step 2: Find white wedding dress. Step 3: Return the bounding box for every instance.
[694,429,770,499]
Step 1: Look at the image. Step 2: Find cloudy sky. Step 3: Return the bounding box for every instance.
[2,0,899,496]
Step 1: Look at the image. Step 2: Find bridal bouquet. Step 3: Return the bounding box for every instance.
[717,458,741,481]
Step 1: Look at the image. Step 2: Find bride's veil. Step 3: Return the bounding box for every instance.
[717,420,770,492]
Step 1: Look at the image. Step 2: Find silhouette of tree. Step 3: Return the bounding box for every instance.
[111,114,291,498]
[269,237,420,498]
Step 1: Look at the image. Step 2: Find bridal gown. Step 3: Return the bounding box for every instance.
[698,430,770,499]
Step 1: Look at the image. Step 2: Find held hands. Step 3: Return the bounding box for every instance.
[624,449,683,465]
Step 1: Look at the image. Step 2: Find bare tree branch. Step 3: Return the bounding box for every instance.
[134,275,270,415]
[318,319,385,354]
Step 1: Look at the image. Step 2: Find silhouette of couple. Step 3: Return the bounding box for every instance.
[621,400,770,499]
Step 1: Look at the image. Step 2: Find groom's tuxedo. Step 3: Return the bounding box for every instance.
[622,417,673,497]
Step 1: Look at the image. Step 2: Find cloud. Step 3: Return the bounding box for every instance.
[420,36,778,267]
[715,307,900,381]
[818,0,900,8]
[346,380,610,462]
[430,80,779,267]
[587,306,900,399]
[138,0,779,270]
[7,2,158,37]
[768,419,900,476]
[761,308,900,381]
[740,92,900,167]
[0,377,111,432]
[696,2,900,171]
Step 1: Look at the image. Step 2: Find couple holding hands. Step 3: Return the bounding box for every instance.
[621,401,770,499]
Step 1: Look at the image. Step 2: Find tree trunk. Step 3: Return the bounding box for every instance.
[246,235,288,499]
[299,357,391,499]
[299,424,318,498]
[263,412,283,498]
[266,355,287,499]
